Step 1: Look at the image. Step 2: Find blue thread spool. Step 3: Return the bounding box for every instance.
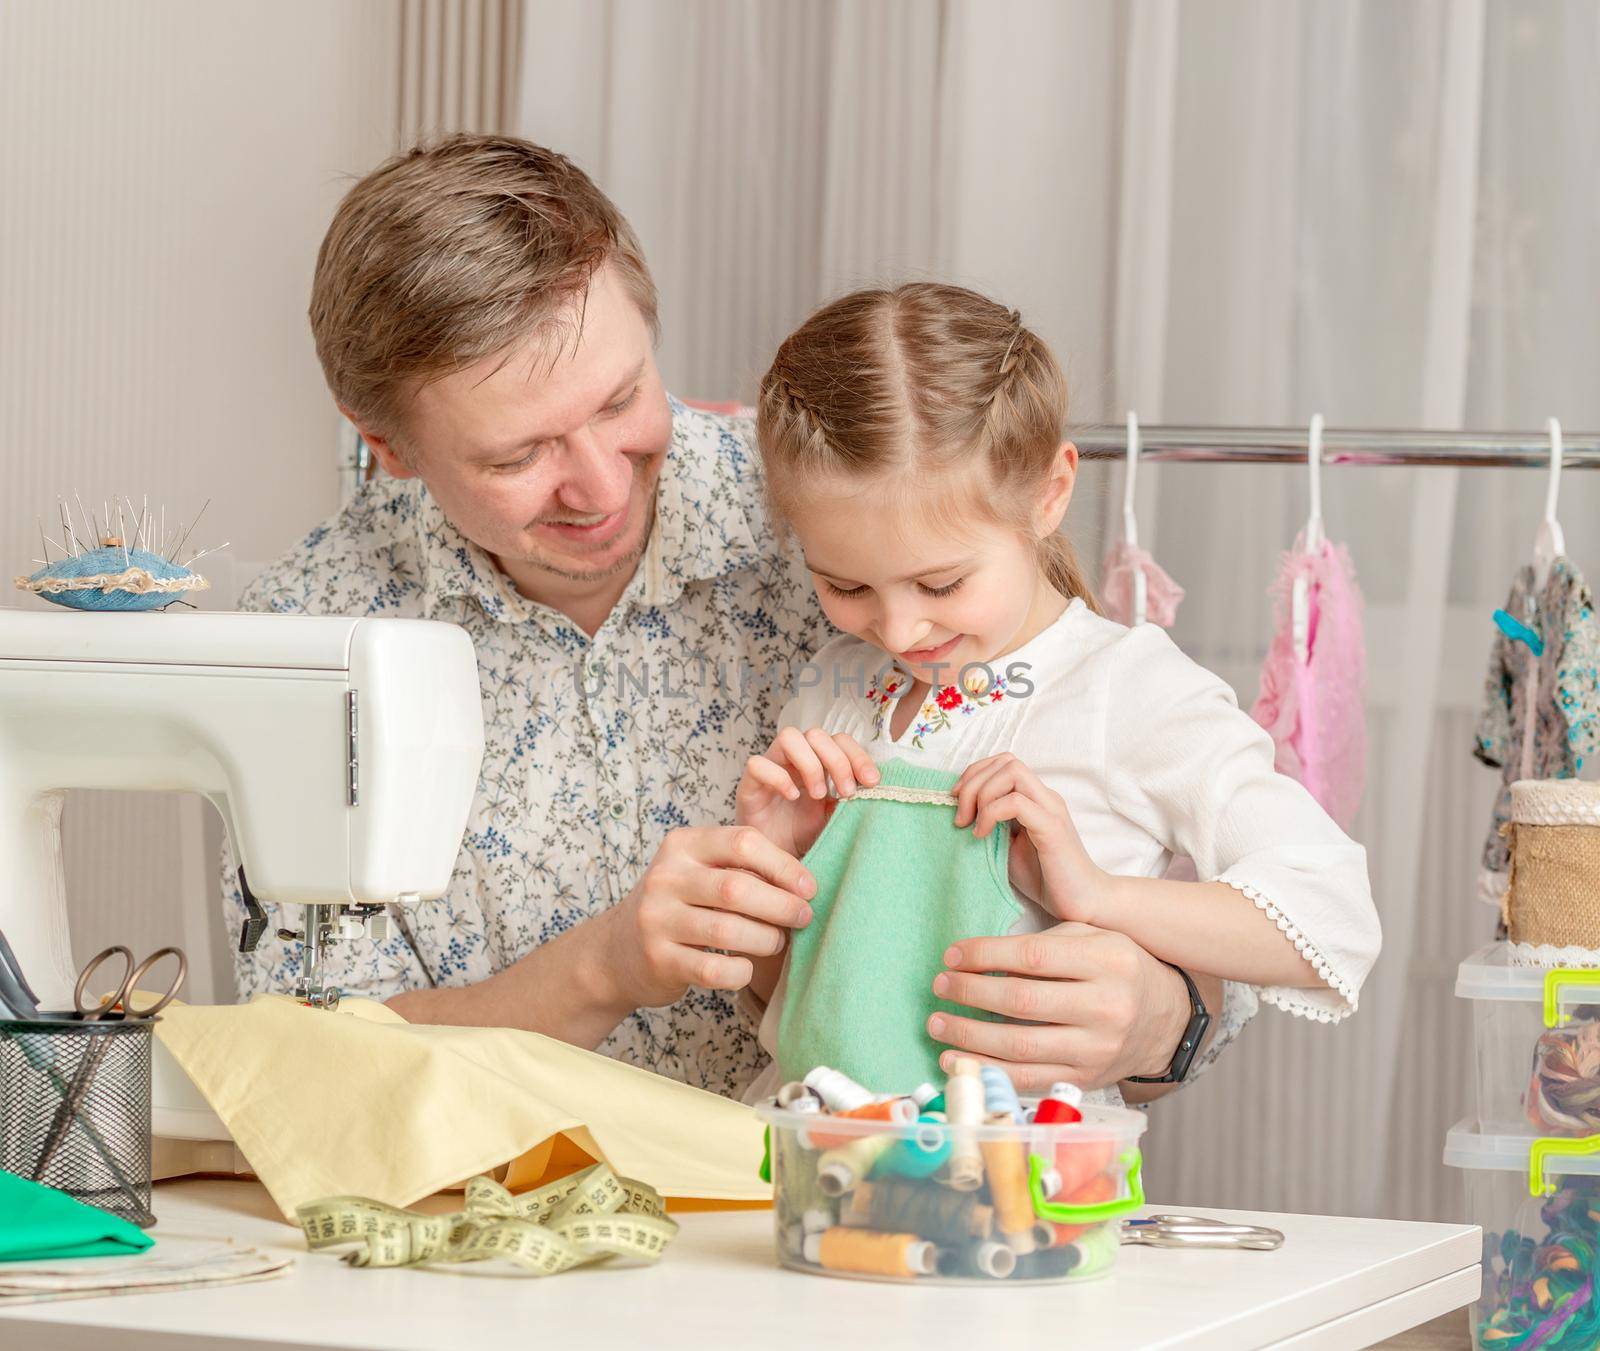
[872,1112,952,1180]
[980,1064,1022,1121]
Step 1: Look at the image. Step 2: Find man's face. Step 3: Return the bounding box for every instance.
[372,263,673,588]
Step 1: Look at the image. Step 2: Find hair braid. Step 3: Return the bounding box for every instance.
[755,283,1101,615]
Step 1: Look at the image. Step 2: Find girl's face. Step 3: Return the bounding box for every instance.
[784,453,1077,686]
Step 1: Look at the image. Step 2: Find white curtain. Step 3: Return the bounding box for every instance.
[519,0,1600,1222]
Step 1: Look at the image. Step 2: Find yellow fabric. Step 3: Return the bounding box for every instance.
[154,995,770,1221]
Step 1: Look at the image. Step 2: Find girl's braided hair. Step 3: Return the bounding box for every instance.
[756,283,1097,611]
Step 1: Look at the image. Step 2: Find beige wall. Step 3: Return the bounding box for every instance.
[0,0,516,999]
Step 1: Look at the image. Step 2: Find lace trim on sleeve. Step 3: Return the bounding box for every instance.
[1219,877,1357,1025]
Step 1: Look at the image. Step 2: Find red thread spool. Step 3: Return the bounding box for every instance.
[1032,1081,1083,1125]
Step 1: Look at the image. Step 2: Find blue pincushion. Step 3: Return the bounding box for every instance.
[16,545,210,612]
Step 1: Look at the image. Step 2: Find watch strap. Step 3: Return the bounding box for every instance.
[1126,962,1211,1085]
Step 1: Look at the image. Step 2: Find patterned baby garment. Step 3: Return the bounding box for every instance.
[1474,558,1600,911]
[777,760,1020,1094]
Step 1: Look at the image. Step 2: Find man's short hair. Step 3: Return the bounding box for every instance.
[310,134,658,445]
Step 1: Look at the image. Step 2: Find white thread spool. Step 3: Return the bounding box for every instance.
[969,1240,1017,1278]
[777,1080,823,1112]
[804,1066,875,1114]
[945,1058,985,1191]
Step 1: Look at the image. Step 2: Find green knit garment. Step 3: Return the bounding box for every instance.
[777,758,1020,1095]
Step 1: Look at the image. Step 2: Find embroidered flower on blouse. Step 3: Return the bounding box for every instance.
[868,670,1009,749]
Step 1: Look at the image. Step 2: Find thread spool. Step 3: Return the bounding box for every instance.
[844,1177,994,1244]
[871,1113,952,1180]
[911,1082,940,1110]
[817,1133,895,1195]
[777,1080,824,1113]
[1032,1081,1083,1126]
[979,1137,1036,1253]
[775,1125,834,1219]
[780,1222,806,1260]
[804,1066,876,1114]
[980,1065,1022,1121]
[804,1227,936,1278]
[1052,1138,1116,1198]
[1010,1244,1080,1280]
[802,1096,918,1150]
[1032,1157,1064,1200]
[938,1239,1017,1280]
[1042,1174,1118,1248]
[1066,1224,1120,1277]
[800,1206,835,1234]
[945,1058,985,1191]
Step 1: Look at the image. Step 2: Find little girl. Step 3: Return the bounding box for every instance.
[736,282,1381,1105]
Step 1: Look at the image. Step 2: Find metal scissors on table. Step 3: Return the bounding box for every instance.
[71,944,187,1021]
[1122,1214,1285,1250]
[32,945,186,1186]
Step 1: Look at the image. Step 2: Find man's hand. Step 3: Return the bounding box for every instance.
[598,824,818,1011]
[924,922,1213,1094]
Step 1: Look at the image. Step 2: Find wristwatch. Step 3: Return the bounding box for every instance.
[1126,962,1211,1084]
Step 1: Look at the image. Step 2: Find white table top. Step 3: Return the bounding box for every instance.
[1,1180,1480,1351]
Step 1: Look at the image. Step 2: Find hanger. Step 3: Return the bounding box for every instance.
[1122,411,1147,626]
[1291,414,1325,664]
[1533,416,1566,589]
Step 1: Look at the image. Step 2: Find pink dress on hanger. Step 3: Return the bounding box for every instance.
[1250,532,1368,831]
[1100,540,1186,629]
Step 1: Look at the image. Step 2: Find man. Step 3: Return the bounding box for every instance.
[230,134,1245,1099]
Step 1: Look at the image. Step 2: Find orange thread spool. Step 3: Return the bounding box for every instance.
[979,1137,1036,1252]
[1052,1138,1115,1197]
[801,1097,917,1149]
[1044,1173,1118,1247]
[805,1227,936,1278]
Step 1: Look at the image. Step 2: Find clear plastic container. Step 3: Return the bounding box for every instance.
[1444,1120,1600,1350]
[755,1098,1147,1285]
[1457,943,1600,1136]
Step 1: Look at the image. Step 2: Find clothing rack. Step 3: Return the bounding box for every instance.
[1072,425,1600,469]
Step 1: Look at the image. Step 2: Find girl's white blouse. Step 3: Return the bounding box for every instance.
[779,598,1381,1023]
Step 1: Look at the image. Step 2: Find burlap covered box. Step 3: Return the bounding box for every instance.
[1505,779,1600,949]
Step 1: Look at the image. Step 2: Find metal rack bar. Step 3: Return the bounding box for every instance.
[1071,424,1600,469]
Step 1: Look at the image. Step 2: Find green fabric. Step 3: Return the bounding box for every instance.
[778,758,1020,1094]
[0,1168,154,1261]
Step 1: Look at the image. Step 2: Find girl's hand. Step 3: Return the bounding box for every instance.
[953,752,1111,925]
[736,728,880,859]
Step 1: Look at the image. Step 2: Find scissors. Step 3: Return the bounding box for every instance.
[71,944,187,1021]
[1122,1214,1285,1250]
[30,945,186,1189]
[0,926,43,1021]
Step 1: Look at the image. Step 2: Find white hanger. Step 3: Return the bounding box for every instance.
[1122,411,1148,626]
[1291,414,1326,663]
[1533,416,1566,589]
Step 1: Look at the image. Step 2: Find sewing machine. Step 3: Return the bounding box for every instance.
[0,608,484,1139]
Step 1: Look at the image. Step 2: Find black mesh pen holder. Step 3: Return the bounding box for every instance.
[0,1016,155,1227]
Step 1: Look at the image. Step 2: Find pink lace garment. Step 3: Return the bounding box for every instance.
[1100,540,1186,628]
[1250,533,1368,830]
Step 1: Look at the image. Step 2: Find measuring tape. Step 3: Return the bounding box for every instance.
[296,1163,679,1275]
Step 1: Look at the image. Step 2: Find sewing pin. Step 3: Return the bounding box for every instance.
[170,498,210,564]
